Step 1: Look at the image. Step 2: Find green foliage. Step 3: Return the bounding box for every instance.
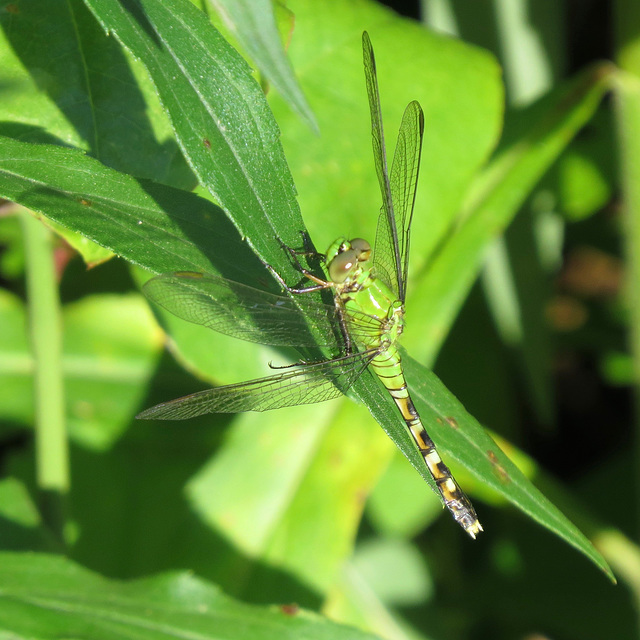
[0,551,380,639]
[0,0,637,639]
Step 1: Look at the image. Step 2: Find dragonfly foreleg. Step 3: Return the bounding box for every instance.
[297,230,325,261]
[279,235,328,276]
[262,255,334,295]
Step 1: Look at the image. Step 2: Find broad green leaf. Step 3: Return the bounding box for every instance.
[0,552,383,640]
[188,399,392,594]
[405,62,616,363]
[271,1,503,272]
[349,538,432,606]
[366,446,442,538]
[62,294,160,449]
[210,0,318,132]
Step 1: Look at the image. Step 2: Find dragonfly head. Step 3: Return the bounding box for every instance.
[327,237,372,284]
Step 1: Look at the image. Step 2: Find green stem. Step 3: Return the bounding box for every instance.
[20,211,69,543]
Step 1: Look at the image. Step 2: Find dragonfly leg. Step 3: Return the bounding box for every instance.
[275,235,326,266]
[263,258,333,294]
[296,231,326,261]
[277,236,329,286]
[334,296,353,354]
[268,360,305,370]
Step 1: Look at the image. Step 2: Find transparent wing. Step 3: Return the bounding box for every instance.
[388,100,424,301]
[143,271,386,349]
[136,349,376,420]
[363,32,424,303]
[362,31,398,298]
[143,271,342,348]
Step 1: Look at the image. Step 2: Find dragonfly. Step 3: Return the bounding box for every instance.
[137,32,482,538]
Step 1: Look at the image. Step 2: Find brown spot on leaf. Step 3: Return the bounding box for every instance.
[488,450,510,483]
[280,603,299,616]
[445,416,458,429]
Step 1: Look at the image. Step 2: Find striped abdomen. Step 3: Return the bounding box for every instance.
[371,346,483,539]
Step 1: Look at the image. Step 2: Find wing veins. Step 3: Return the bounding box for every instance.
[136,349,378,420]
[143,272,341,348]
[362,31,401,298]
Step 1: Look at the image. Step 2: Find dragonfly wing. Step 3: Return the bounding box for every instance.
[143,272,342,348]
[389,100,424,302]
[362,31,400,299]
[136,350,376,420]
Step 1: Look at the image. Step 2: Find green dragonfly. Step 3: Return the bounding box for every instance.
[137,32,482,538]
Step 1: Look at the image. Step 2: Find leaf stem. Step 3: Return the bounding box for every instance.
[21,211,69,543]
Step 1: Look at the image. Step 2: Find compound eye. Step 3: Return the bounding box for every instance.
[350,238,371,262]
[329,249,358,283]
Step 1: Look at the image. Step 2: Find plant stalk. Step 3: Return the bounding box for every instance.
[21,211,69,543]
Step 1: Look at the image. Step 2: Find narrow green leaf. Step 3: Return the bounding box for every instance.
[83,0,305,265]
[329,341,614,578]
[397,352,613,580]
[0,136,271,281]
[210,0,319,133]
[21,211,68,541]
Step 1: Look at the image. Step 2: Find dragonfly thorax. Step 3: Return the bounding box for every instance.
[326,237,372,284]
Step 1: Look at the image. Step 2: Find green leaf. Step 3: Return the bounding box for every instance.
[0,288,31,428]
[62,293,160,450]
[405,62,616,364]
[0,136,270,280]
[83,0,305,264]
[400,352,614,581]
[187,399,392,595]
[210,0,319,133]
[366,447,441,538]
[271,2,503,271]
[350,538,432,606]
[0,479,58,552]
[0,552,383,640]
[0,0,191,187]
[556,107,615,221]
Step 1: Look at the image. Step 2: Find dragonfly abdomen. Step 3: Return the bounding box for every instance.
[371,347,483,539]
